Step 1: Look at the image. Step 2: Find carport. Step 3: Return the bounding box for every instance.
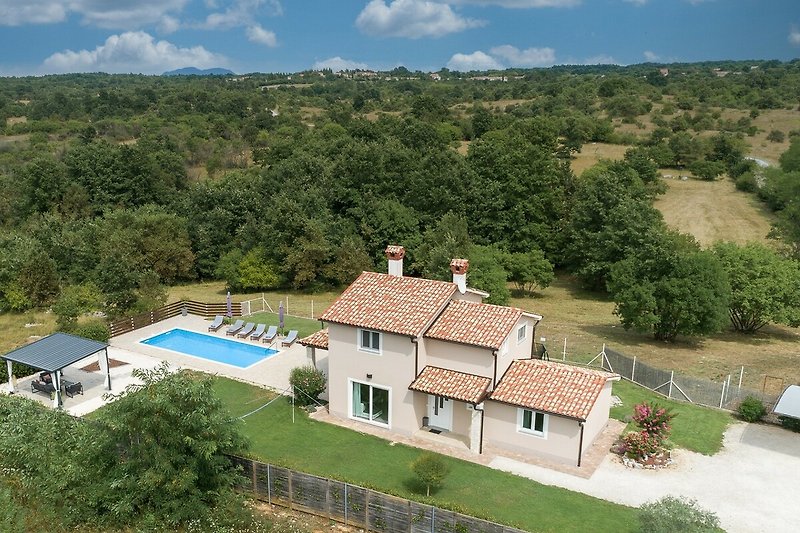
[774,385,800,421]
[2,332,110,408]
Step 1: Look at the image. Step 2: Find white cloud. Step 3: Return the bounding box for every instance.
[201,0,282,30]
[643,50,660,61]
[447,0,580,6]
[790,27,800,45]
[622,0,647,5]
[158,15,181,34]
[0,0,189,29]
[356,0,484,39]
[42,31,227,74]
[312,57,370,71]
[489,45,555,67]
[246,24,277,46]
[447,51,503,71]
[584,54,617,65]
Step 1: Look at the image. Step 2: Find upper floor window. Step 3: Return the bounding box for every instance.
[517,324,527,344]
[358,328,381,354]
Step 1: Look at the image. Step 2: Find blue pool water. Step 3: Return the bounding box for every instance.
[141,328,279,368]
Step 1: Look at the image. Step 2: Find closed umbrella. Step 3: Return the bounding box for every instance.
[226,291,232,318]
[279,301,285,333]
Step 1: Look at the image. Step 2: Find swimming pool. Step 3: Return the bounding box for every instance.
[140,328,279,368]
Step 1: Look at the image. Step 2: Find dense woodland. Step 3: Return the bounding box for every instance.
[1,60,800,341]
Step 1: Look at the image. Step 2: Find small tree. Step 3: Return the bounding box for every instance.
[411,453,450,496]
[289,365,327,407]
[503,249,554,295]
[639,495,720,533]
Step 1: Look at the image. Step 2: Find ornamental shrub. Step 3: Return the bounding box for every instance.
[411,453,451,497]
[737,396,766,422]
[779,416,800,432]
[632,402,675,442]
[289,365,326,407]
[622,431,661,459]
[639,495,720,533]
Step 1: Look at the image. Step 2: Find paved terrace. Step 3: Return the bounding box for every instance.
[9,315,312,417]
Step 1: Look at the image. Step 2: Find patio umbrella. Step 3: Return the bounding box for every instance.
[279,301,285,332]
[226,291,232,318]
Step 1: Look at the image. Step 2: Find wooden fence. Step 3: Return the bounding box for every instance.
[228,456,527,533]
[109,300,242,337]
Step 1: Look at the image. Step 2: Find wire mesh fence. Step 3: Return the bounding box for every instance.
[240,295,334,320]
[228,455,527,533]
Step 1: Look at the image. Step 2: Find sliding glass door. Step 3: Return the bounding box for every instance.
[351,380,389,426]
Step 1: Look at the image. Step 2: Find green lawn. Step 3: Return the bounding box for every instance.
[611,379,731,455]
[233,312,322,339]
[212,376,639,533]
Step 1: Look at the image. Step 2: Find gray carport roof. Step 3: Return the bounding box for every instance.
[1,332,108,372]
[774,385,800,420]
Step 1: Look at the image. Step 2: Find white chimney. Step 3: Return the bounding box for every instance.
[450,258,469,294]
[385,245,405,276]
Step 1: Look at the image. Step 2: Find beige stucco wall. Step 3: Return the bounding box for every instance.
[483,401,583,465]
[453,290,484,303]
[582,380,614,451]
[326,323,422,435]
[422,339,495,383]
[495,316,536,381]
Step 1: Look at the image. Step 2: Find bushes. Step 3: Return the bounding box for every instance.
[289,365,326,407]
[779,416,800,432]
[411,453,450,497]
[622,402,675,460]
[737,396,766,422]
[639,495,720,533]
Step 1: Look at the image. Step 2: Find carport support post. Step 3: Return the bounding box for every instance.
[99,348,112,390]
[5,360,15,393]
[52,370,62,409]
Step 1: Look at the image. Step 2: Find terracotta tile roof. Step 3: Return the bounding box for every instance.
[490,360,618,421]
[319,271,457,337]
[299,328,328,350]
[409,366,491,404]
[425,300,524,350]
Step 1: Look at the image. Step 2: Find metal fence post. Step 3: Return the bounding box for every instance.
[719,379,726,408]
[631,356,636,382]
[738,366,744,392]
[668,371,674,399]
[267,464,271,505]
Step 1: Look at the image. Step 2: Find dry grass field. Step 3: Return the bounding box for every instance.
[747,108,800,165]
[653,177,775,246]
[570,142,630,175]
[0,311,56,354]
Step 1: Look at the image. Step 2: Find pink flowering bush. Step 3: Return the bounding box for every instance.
[622,402,675,460]
[632,401,674,441]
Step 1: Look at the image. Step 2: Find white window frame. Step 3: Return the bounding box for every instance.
[348,378,391,428]
[517,324,527,345]
[357,328,382,355]
[517,408,548,438]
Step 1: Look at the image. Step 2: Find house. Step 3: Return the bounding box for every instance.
[301,246,618,467]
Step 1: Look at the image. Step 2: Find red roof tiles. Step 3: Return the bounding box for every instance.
[490,360,618,420]
[299,328,329,350]
[319,271,457,337]
[425,300,523,350]
[409,366,491,404]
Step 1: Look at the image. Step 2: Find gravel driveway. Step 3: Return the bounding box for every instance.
[490,422,798,533]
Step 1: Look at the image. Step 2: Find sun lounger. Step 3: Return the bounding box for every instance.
[250,323,266,340]
[237,322,256,338]
[281,330,298,347]
[208,315,224,332]
[261,325,278,343]
[31,380,56,396]
[225,319,245,336]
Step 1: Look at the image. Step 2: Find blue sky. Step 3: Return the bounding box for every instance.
[0,0,798,75]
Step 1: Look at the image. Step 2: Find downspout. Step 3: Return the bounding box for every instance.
[474,402,486,455]
[492,350,498,389]
[530,318,542,359]
[577,421,585,467]
[412,337,419,376]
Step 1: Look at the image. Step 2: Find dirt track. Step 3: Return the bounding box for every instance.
[654,177,774,247]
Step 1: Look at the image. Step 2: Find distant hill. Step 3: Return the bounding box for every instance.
[163,67,235,76]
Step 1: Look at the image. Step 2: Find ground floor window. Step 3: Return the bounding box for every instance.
[518,408,547,437]
[351,381,389,425]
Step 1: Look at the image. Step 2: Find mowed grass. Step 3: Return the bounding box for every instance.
[610,379,731,455]
[244,312,322,339]
[211,376,639,533]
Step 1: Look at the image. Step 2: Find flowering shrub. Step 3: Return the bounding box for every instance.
[632,402,674,441]
[289,365,327,407]
[621,431,661,459]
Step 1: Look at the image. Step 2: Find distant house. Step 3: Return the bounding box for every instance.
[301,246,618,467]
[659,68,669,77]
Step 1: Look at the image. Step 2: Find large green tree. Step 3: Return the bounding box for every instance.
[608,233,730,341]
[713,242,800,332]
